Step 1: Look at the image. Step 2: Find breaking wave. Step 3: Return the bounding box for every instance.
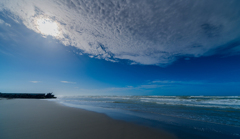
[57,95,240,127]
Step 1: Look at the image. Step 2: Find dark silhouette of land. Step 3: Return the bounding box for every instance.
[0,92,56,99]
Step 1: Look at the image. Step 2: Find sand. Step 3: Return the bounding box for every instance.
[0,99,177,139]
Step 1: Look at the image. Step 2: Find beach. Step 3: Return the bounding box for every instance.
[0,99,176,139]
[57,96,240,139]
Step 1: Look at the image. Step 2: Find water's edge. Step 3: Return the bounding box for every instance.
[53,96,240,139]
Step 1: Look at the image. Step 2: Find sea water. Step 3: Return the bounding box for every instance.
[56,96,240,139]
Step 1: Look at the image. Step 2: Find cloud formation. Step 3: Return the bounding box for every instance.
[0,18,11,27]
[61,81,76,84]
[152,80,204,85]
[1,0,240,65]
[30,81,41,83]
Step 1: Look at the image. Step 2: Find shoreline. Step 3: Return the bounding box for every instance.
[57,97,240,139]
[0,99,176,139]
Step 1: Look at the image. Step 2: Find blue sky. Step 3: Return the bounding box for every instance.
[0,0,240,96]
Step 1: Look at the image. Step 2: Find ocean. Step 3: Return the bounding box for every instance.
[56,96,240,139]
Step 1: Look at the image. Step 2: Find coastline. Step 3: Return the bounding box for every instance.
[0,99,176,139]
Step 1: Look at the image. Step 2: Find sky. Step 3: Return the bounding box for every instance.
[0,0,240,96]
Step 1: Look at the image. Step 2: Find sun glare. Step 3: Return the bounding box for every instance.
[36,18,60,37]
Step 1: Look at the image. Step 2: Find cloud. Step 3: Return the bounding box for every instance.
[151,80,204,85]
[1,0,240,66]
[138,84,167,89]
[65,80,240,95]
[133,80,204,89]
[151,80,240,86]
[0,19,4,24]
[61,81,76,84]
[30,81,41,83]
[0,18,11,27]
[0,49,13,56]
[105,80,240,91]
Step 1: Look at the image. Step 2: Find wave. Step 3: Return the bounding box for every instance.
[58,95,240,109]
[57,95,240,127]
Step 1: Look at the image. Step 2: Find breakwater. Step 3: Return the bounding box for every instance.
[0,93,56,99]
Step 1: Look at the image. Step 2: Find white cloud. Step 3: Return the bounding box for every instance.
[30,81,41,83]
[5,23,11,27]
[151,80,240,86]
[61,81,76,84]
[138,84,167,89]
[1,0,240,66]
[0,18,11,27]
[62,80,240,95]
[151,80,204,85]
[0,49,13,56]
[0,19,4,24]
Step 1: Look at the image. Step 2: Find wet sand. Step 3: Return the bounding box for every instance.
[0,99,177,139]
